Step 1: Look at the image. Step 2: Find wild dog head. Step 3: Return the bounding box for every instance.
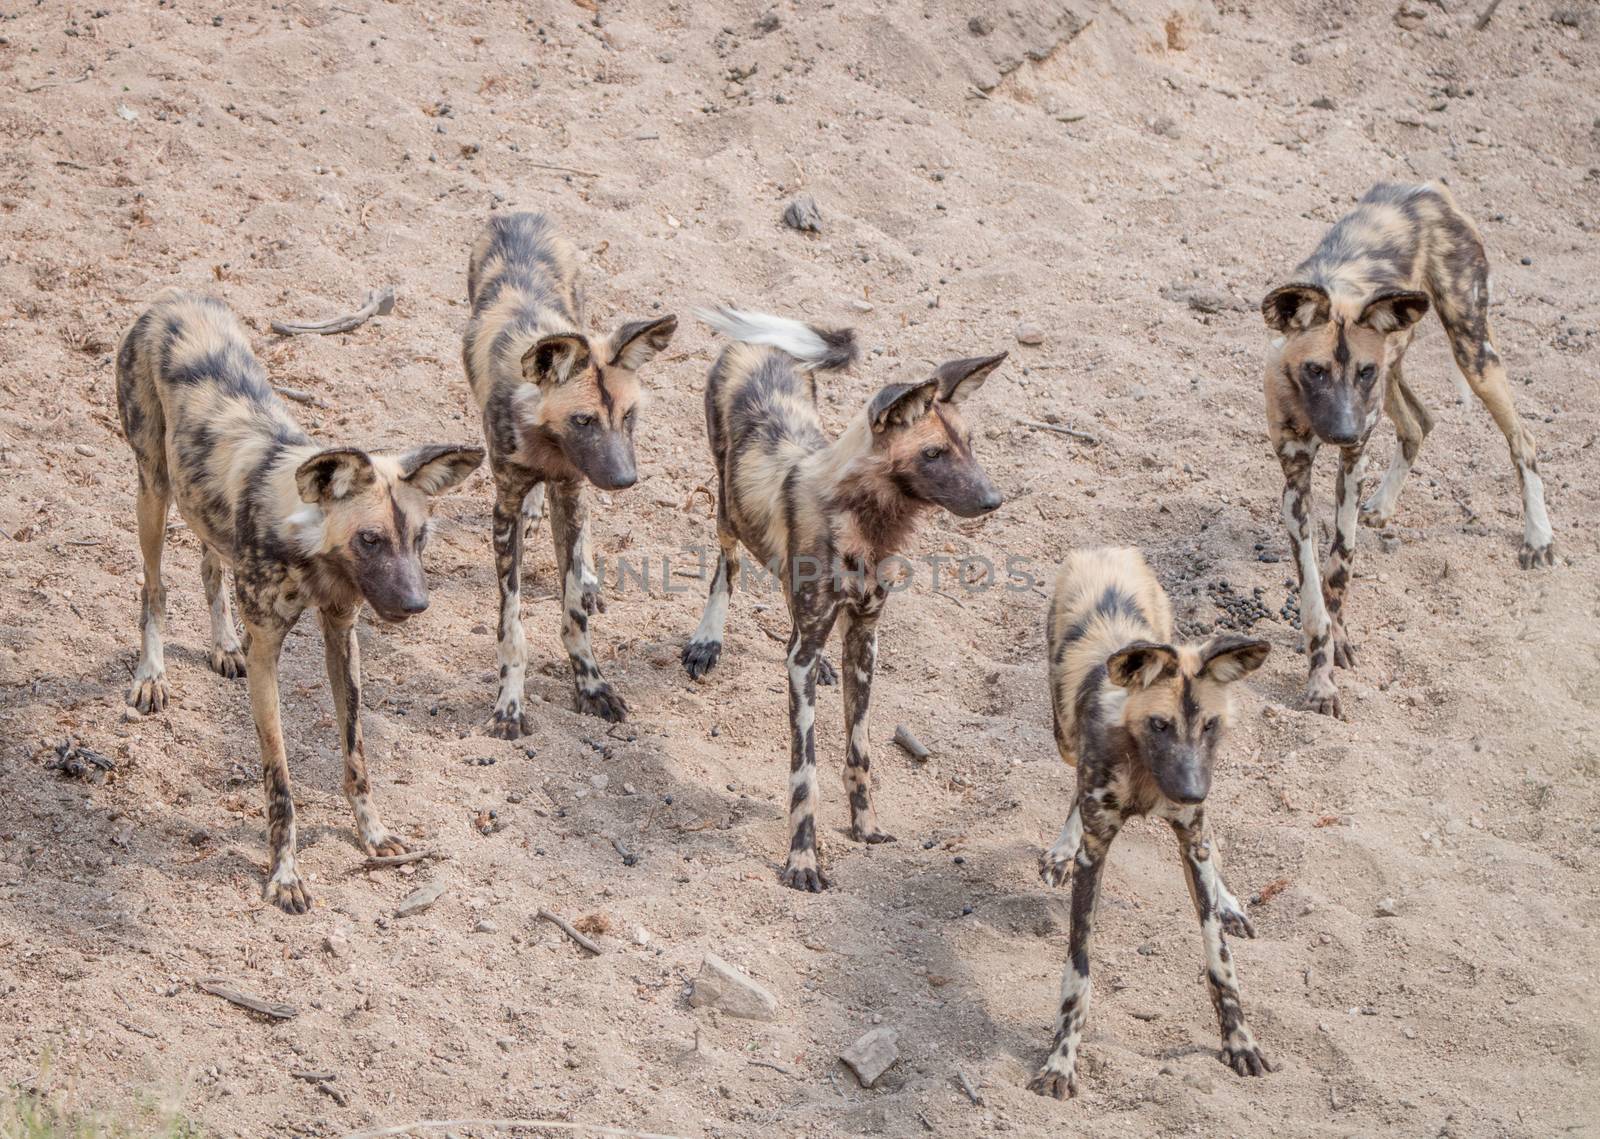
[290,444,484,622]
[1261,283,1429,447]
[864,353,1007,518]
[1103,634,1270,804]
[519,315,678,490]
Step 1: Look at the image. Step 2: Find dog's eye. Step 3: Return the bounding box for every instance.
[357,531,383,549]
[1204,716,1220,734]
[921,446,945,461]
[1302,362,1327,382]
[1147,716,1173,734]
[1359,364,1377,383]
[571,413,596,428]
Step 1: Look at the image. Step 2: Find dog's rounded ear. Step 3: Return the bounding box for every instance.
[1356,289,1430,334]
[867,379,939,433]
[397,444,485,497]
[520,334,591,386]
[1199,635,1271,683]
[295,448,375,504]
[1262,283,1331,332]
[608,314,678,371]
[1106,640,1179,689]
[934,352,1007,405]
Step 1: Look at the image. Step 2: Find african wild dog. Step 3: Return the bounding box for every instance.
[1030,547,1270,1099]
[1263,182,1554,718]
[682,308,1005,891]
[463,211,677,736]
[116,291,483,913]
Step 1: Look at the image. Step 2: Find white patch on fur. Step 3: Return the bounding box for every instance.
[1519,464,1553,551]
[284,504,327,556]
[698,307,837,370]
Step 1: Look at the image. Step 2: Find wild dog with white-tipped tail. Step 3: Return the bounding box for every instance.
[116,291,483,913]
[1031,547,1271,1098]
[463,212,678,735]
[1262,182,1554,719]
[683,307,1005,891]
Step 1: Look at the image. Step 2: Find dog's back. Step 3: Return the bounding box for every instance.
[116,291,307,554]
[462,212,582,411]
[1046,547,1174,766]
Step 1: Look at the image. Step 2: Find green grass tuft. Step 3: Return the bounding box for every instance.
[0,1090,201,1139]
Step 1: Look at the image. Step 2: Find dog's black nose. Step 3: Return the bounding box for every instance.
[400,594,429,615]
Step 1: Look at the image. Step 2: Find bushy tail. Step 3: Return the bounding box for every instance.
[695,306,857,372]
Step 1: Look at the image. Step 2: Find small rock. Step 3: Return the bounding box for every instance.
[74,443,98,457]
[1137,941,1159,956]
[1129,1009,1162,1022]
[633,925,651,946]
[590,773,609,791]
[1183,1072,1214,1093]
[967,14,993,35]
[496,1036,515,1053]
[688,954,780,1021]
[753,10,781,34]
[1375,897,1399,917]
[840,1027,900,1088]
[1015,322,1045,346]
[782,195,822,233]
[1310,95,1337,111]
[473,919,498,934]
[849,299,875,313]
[323,932,350,958]
[395,880,448,918]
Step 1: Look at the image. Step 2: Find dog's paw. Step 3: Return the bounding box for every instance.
[576,682,628,723]
[127,671,170,715]
[681,639,722,680]
[208,646,248,680]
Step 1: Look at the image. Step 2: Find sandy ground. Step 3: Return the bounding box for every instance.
[2,0,1599,1136]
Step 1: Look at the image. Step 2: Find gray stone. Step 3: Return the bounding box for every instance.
[1376,896,1400,917]
[840,1027,900,1087]
[1015,322,1045,346]
[395,880,447,918]
[782,196,822,233]
[688,954,780,1021]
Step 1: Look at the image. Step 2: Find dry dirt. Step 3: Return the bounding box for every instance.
[2,1,1599,1136]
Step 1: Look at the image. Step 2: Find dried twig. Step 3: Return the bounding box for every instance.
[363,850,441,868]
[537,907,603,954]
[524,160,601,178]
[291,1070,338,1082]
[748,1059,798,1076]
[955,1067,984,1105]
[342,1122,690,1139]
[198,978,298,1019]
[1021,420,1099,445]
[274,386,331,409]
[609,836,639,866]
[271,286,396,336]
[118,1020,158,1039]
[1474,0,1504,30]
[892,724,931,762]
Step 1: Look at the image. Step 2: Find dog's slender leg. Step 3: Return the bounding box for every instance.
[1439,277,1553,568]
[244,617,309,913]
[1362,347,1430,528]
[1278,437,1339,717]
[1324,444,1364,670]
[1171,811,1270,1078]
[682,530,740,680]
[840,590,893,844]
[488,475,533,739]
[321,606,405,857]
[200,546,246,680]
[1039,803,1083,888]
[549,479,624,721]
[127,476,172,713]
[781,610,838,892]
[1028,806,1121,1098]
[520,481,546,540]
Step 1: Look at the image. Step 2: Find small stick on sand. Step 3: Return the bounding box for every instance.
[956,1067,984,1105]
[274,386,332,409]
[363,850,441,868]
[893,724,931,762]
[537,907,603,955]
[291,1070,338,1082]
[1021,420,1099,445]
[1474,0,1504,30]
[198,978,298,1019]
[748,1059,799,1076]
[525,160,601,178]
[271,286,396,336]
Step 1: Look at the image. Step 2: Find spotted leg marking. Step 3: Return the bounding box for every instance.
[683,533,739,680]
[321,607,405,858]
[550,480,624,721]
[201,545,247,680]
[1171,811,1271,1077]
[1039,803,1083,888]
[840,591,893,844]
[781,615,837,892]
[1278,437,1340,717]
[520,481,546,540]
[487,477,534,739]
[1361,352,1431,529]
[243,618,309,914]
[1029,807,1121,1098]
[128,477,171,713]
[1325,445,1365,671]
